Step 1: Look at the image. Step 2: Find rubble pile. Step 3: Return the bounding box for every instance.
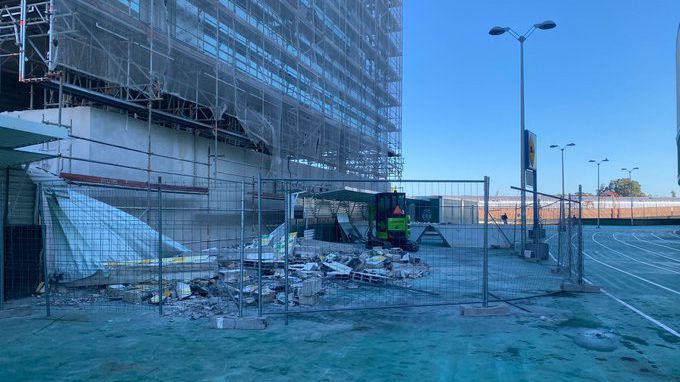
[42,229,431,318]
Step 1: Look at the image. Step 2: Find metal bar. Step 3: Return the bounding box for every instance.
[47,0,55,71]
[41,81,251,142]
[58,155,213,181]
[58,72,63,126]
[510,186,580,203]
[519,38,526,258]
[38,183,49,316]
[67,135,210,166]
[18,0,26,81]
[629,172,634,226]
[257,174,262,318]
[483,176,490,307]
[532,169,539,245]
[567,194,573,278]
[557,199,563,266]
[0,168,7,310]
[239,180,245,318]
[260,178,485,183]
[596,164,601,228]
[157,176,163,316]
[284,181,289,324]
[578,185,584,285]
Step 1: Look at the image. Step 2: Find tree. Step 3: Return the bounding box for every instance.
[672,190,677,198]
[600,178,645,197]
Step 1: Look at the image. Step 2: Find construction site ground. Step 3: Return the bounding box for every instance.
[0,226,678,381]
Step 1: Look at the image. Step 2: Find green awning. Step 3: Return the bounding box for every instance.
[0,147,57,167]
[0,114,68,149]
[0,114,67,166]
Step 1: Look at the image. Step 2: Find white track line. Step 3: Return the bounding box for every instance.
[592,233,680,274]
[547,247,680,339]
[633,232,680,253]
[612,233,680,264]
[650,233,680,251]
[583,250,680,296]
[583,276,680,339]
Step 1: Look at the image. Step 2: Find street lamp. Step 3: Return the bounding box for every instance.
[621,167,639,226]
[589,158,609,228]
[489,20,557,254]
[549,143,575,198]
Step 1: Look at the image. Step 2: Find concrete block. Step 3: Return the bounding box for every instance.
[526,243,549,260]
[300,278,322,297]
[258,289,276,304]
[460,305,511,317]
[218,268,241,283]
[210,316,268,330]
[298,294,320,306]
[0,306,32,320]
[106,284,147,304]
[561,282,601,293]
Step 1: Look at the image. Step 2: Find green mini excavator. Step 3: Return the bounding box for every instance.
[366,190,419,252]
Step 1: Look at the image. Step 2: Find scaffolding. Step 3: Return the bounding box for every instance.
[0,0,403,180]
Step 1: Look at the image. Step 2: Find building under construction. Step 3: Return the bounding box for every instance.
[0,0,403,184]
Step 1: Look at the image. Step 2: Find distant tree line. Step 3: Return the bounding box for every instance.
[597,178,645,197]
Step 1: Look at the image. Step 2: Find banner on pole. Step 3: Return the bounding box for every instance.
[525,130,537,171]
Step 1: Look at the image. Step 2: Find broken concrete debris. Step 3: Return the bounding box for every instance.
[176,282,192,300]
[46,229,429,320]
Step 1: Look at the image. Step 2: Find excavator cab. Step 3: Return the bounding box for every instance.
[369,191,418,252]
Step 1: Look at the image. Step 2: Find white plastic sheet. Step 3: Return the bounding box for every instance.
[45,189,189,282]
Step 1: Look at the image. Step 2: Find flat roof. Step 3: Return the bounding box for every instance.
[0,114,68,149]
[0,114,67,166]
[0,147,57,167]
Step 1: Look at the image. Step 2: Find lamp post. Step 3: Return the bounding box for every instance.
[588,158,609,228]
[550,143,575,199]
[489,20,557,254]
[621,167,639,226]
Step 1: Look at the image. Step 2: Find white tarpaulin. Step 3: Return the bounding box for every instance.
[44,188,189,282]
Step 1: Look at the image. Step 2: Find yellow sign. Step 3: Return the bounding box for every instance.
[525,131,537,171]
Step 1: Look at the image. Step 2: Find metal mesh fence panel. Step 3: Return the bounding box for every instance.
[255,178,488,316]
[486,190,583,301]
[39,178,252,319]
[25,175,588,320]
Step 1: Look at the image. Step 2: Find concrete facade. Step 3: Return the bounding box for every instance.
[4,106,349,185]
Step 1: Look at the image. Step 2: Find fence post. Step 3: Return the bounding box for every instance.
[257,174,263,318]
[567,194,573,278]
[483,176,489,308]
[0,168,7,311]
[38,183,50,317]
[157,176,163,316]
[557,198,564,266]
[578,185,584,285]
[284,181,290,324]
[239,180,245,318]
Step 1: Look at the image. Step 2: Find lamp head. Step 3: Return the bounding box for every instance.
[535,20,557,30]
[549,145,558,149]
[603,158,609,162]
[588,160,596,163]
[567,143,575,147]
[489,26,509,36]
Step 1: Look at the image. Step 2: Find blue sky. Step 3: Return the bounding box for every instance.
[401,0,680,197]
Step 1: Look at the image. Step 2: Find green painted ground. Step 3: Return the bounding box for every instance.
[1,226,678,381]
